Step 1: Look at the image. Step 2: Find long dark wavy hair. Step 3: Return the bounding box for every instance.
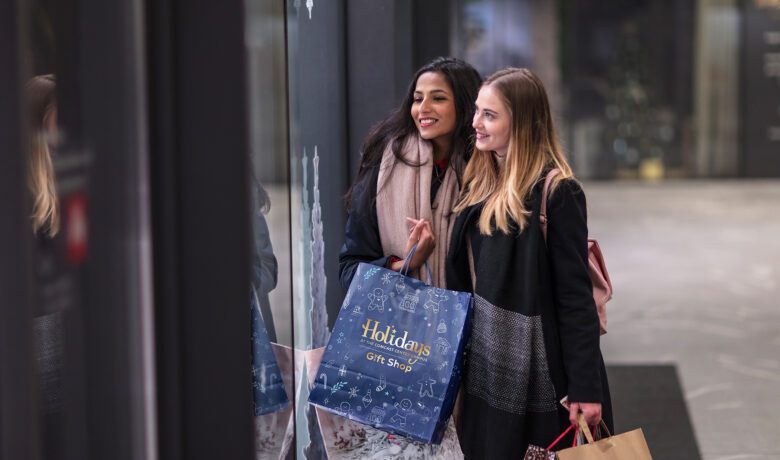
[346,57,481,206]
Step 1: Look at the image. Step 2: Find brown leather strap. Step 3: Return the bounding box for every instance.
[539,168,561,241]
[466,233,477,288]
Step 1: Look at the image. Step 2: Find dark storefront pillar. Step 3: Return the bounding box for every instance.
[742,3,780,177]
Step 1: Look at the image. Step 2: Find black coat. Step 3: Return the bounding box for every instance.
[338,166,392,291]
[338,163,448,291]
[446,179,612,458]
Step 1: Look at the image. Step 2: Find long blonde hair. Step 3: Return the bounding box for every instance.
[454,68,574,235]
[26,74,59,237]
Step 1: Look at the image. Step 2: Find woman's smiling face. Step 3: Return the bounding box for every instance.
[410,71,457,146]
[473,84,511,158]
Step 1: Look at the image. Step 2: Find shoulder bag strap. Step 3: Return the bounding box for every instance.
[539,168,561,241]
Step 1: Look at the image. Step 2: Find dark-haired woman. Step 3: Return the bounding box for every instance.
[338,57,481,456]
[339,56,481,289]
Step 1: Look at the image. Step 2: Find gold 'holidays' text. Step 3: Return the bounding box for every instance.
[361,319,431,357]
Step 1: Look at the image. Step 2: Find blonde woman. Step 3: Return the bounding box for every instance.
[27,74,59,237]
[446,68,612,457]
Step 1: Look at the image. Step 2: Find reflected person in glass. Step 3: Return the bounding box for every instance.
[337,57,481,457]
[250,178,294,457]
[447,68,613,457]
[251,178,278,342]
[27,74,65,454]
[28,74,59,239]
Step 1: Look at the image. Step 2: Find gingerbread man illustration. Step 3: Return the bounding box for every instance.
[390,399,415,427]
[367,288,388,312]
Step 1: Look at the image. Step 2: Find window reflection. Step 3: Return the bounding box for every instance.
[245,0,295,457]
[27,73,66,458]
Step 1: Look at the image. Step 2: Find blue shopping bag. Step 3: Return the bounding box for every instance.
[251,288,289,416]
[308,251,472,444]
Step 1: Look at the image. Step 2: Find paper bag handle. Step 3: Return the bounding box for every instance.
[575,413,612,444]
[400,242,433,284]
[546,414,612,450]
[546,423,575,450]
[576,414,596,444]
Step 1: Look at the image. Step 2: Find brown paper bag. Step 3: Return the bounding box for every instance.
[556,414,652,460]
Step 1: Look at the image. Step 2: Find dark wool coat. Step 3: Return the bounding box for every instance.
[446,179,613,459]
[338,162,449,291]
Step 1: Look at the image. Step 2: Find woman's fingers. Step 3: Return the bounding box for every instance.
[568,403,580,426]
[419,225,435,248]
[403,218,436,270]
[583,403,602,425]
[569,402,602,426]
[586,407,602,426]
[408,221,423,241]
[406,217,420,234]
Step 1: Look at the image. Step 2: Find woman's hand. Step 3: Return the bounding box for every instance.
[390,218,435,272]
[569,401,602,427]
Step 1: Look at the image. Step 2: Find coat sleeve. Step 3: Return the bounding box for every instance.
[338,167,392,290]
[546,179,603,403]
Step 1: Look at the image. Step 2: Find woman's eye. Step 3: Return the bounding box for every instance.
[434,97,446,101]
[413,98,422,103]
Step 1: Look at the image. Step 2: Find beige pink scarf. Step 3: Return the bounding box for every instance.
[376,134,459,288]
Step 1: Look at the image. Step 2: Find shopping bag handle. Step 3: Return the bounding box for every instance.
[575,414,596,444]
[546,423,576,450]
[575,413,611,444]
[545,414,612,450]
[400,242,433,284]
